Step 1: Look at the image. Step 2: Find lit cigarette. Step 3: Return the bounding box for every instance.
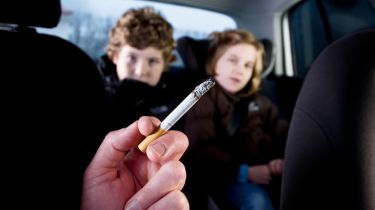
[138,77,215,152]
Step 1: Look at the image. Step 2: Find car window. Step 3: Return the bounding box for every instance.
[287,0,375,77]
[38,0,236,61]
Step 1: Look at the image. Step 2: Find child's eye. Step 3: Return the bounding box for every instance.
[126,54,137,64]
[149,58,160,66]
[245,63,254,69]
[228,57,237,63]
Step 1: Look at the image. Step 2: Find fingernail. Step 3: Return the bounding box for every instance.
[150,142,167,157]
[125,200,140,210]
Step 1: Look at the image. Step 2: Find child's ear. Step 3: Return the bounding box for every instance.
[169,54,177,62]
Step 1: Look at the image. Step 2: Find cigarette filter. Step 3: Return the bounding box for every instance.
[138,77,215,152]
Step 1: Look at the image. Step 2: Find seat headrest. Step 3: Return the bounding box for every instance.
[176,36,275,78]
[370,0,375,9]
[280,28,375,210]
[176,36,209,73]
[0,0,61,28]
[259,38,275,78]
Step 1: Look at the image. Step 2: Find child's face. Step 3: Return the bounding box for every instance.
[214,43,257,93]
[114,45,165,86]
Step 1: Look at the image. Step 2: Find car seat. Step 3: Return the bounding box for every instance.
[176,34,301,129]
[176,36,210,78]
[3,0,107,209]
[280,28,375,210]
[176,36,275,79]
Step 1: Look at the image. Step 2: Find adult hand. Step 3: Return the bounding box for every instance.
[81,116,189,210]
[248,165,272,185]
[268,158,283,176]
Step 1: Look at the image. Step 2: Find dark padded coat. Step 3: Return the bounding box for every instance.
[182,83,289,209]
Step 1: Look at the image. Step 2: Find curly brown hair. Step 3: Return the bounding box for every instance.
[206,29,264,95]
[106,7,176,68]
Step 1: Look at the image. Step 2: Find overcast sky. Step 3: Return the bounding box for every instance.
[62,0,236,33]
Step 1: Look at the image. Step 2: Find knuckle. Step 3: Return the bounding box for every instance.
[171,191,189,210]
[165,161,186,188]
[104,130,117,140]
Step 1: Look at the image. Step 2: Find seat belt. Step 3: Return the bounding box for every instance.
[226,99,250,137]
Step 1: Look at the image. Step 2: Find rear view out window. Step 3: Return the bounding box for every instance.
[38,0,236,59]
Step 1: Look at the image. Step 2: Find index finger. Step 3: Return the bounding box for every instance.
[146,130,189,163]
[89,116,160,169]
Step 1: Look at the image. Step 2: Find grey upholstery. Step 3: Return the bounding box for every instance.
[280,28,375,210]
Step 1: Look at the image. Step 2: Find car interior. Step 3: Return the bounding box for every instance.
[4,0,375,209]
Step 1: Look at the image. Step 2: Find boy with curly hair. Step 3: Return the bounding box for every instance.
[97,7,182,129]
